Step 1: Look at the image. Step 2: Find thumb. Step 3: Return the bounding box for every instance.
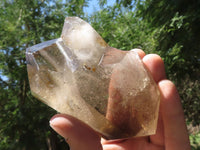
[50,114,102,150]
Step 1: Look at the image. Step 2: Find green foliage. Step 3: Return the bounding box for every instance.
[190,132,200,150]
[179,78,200,126]
[89,5,155,52]
[99,0,134,8]
[65,0,89,17]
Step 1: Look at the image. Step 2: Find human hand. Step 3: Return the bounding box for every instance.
[49,49,191,150]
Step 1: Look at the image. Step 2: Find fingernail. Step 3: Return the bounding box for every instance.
[49,117,60,127]
[49,116,72,138]
[49,116,72,128]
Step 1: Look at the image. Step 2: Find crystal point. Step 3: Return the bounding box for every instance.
[26,17,160,139]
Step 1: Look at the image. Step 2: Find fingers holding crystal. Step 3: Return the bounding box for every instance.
[27,17,161,139]
[50,114,102,150]
[131,48,146,59]
[142,54,166,83]
[158,80,190,149]
[130,49,166,84]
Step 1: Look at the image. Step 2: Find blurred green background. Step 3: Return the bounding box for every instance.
[0,0,199,149]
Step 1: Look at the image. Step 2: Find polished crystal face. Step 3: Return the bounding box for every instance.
[26,17,160,139]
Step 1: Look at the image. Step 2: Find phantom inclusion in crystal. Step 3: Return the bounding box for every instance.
[26,17,160,139]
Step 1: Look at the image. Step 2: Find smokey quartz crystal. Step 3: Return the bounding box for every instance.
[26,17,160,139]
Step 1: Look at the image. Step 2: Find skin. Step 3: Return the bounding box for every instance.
[49,49,191,150]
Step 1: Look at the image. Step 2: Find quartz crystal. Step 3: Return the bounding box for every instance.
[26,17,160,139]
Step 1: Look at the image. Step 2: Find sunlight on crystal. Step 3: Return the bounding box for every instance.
[26,17,160,139]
